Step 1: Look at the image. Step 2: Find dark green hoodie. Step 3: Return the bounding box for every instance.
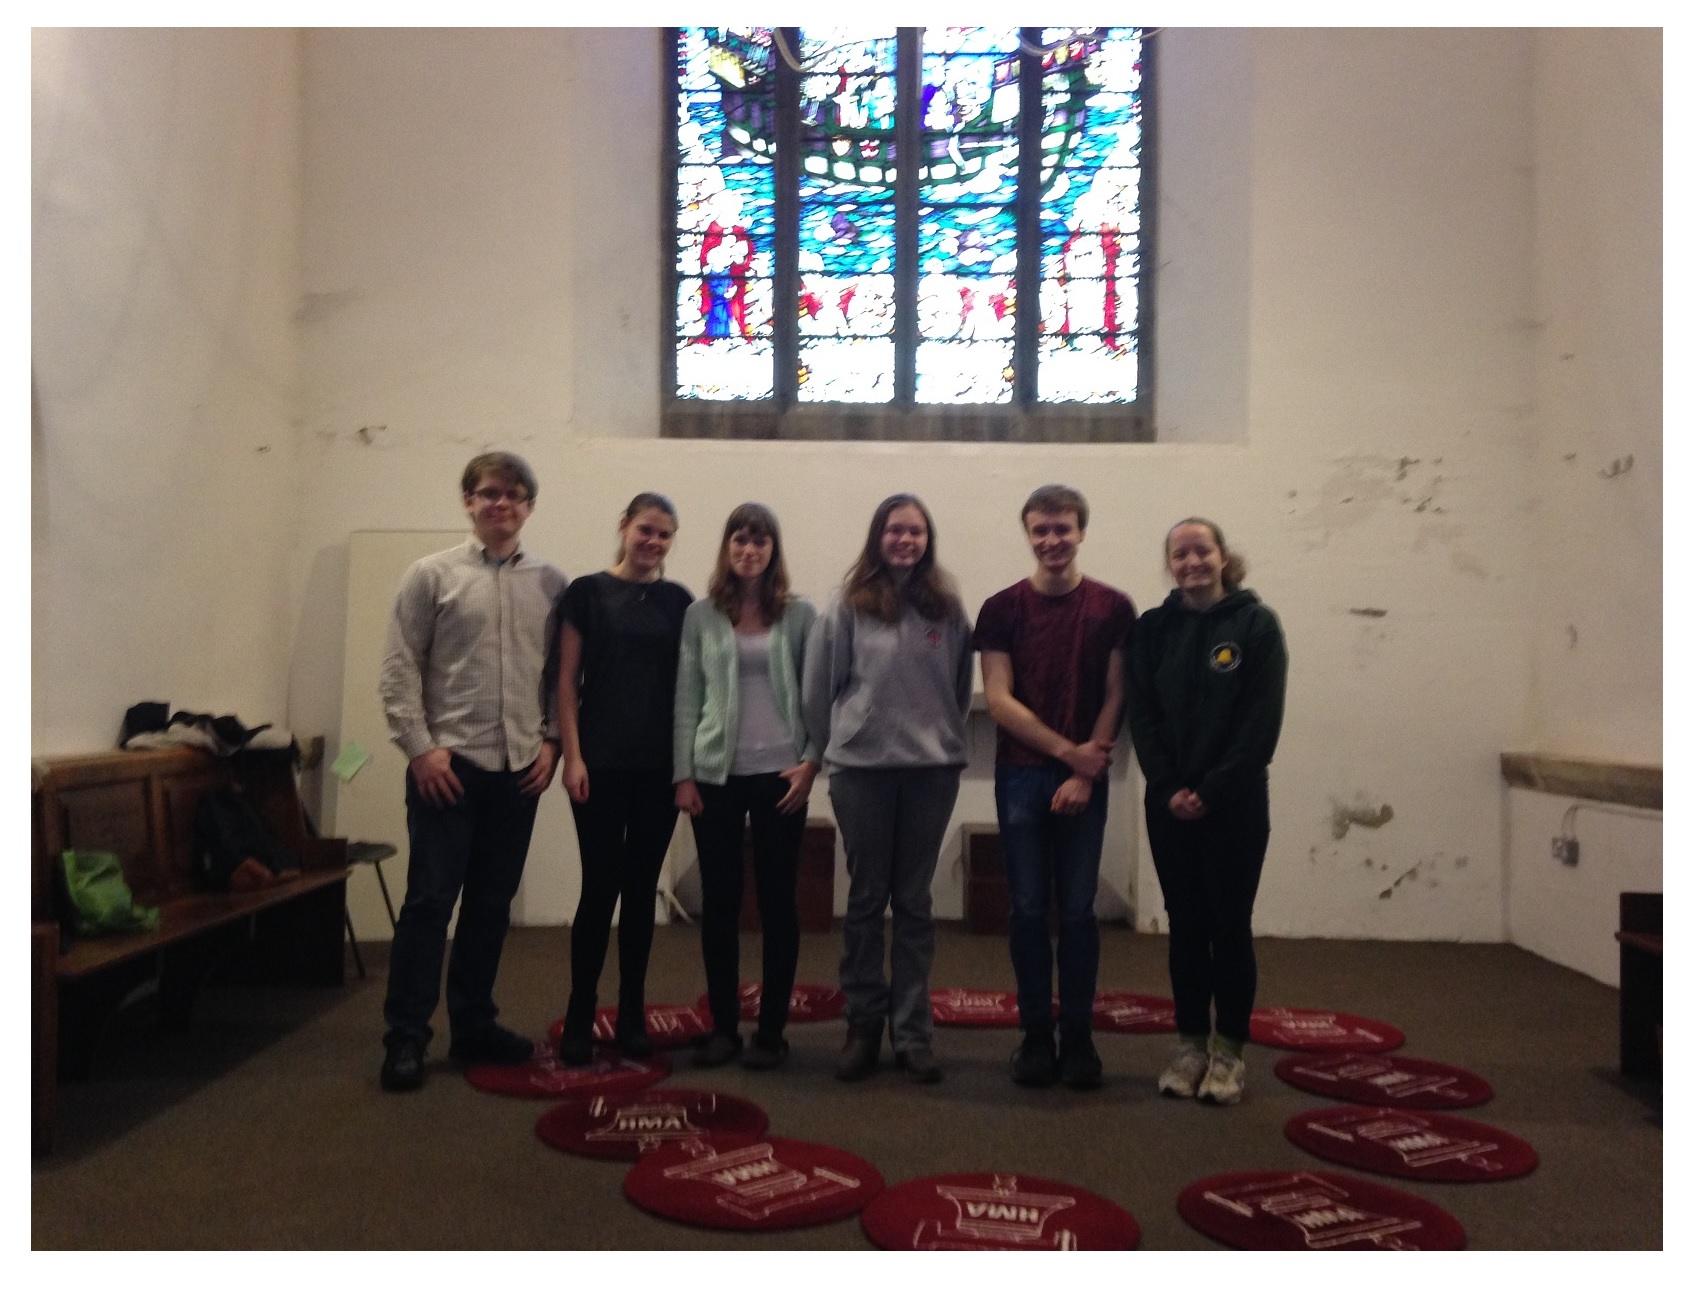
[1126,587,1287,811]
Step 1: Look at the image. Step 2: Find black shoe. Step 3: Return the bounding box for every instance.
[692,1031,743,1068]
[380,1037,426,1092]
[896,1044,944,1085]
[1059,1027,1104,1090]
[556,1033,596,1067]
[1010,1029,1060,1088]
[448,1024,535,1066]
[741,1033,789,1070]
[835,1020,884,1081]
[616,1028,654,1060]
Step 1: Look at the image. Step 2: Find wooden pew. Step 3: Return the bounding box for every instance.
[31,746,351,1156]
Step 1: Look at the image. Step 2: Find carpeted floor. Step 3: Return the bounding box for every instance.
[31,923,1661,1249]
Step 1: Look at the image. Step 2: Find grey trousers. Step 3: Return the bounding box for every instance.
[829,766,962,1051]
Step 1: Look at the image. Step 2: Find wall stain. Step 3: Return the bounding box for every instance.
[1395,456,1422,481]
[1348,607,1388,618]
[1376,861,1422,901]
[297,289,361,325]
[355,424,389,446]
[1600,454,1634,480]
[1455,856,1470,869]
[1331,800,1394,840]
[1566,624,1578,649]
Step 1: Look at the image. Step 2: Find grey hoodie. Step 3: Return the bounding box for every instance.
[802,593,974,772]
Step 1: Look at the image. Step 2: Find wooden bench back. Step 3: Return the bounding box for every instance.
[32,747,335,923]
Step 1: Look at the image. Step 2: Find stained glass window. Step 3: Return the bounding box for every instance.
[667,26,1152,439]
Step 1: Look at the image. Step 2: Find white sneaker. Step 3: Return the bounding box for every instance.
[1197,1049,1246,1105]
[1157,1044,1211,1098]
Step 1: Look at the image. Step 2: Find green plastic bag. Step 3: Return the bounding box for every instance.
[59,849,160,936]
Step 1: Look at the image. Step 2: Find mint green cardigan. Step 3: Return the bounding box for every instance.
[673,596,821,785]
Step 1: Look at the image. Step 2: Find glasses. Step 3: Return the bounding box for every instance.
[470,487,530,504]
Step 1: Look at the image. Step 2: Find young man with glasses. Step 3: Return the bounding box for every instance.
[377,452,567,1091]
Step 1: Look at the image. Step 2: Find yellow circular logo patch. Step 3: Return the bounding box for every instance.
[1209,642,1242,672]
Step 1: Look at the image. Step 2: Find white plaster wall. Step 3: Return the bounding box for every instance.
[32,29,303,754]
[295,28,1539,943]
[1503,29,1663,981]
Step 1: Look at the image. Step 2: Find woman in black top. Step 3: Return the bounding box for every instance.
[1127,517,1287,1107]
[556,493,694,1064]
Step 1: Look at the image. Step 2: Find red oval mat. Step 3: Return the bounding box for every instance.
[931,988,1020,1027]
[695,983,846,1024]
[536,1089,768,1160]
[1091,992,1176,1034]
[1177,1169,1466,1250]
[1284,1105,1538,1182]
[465,1045,671,1099]
[1249,1007,1405,1052]
[624,1133,884,1230]
[1274,1051,1494,1109]
[545,1004,710,1050]
[862,1173,1140,1250]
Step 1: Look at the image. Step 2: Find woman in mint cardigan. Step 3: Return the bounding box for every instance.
[674,502,820,1069]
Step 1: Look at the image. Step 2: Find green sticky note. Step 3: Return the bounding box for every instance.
[331,741,370,783]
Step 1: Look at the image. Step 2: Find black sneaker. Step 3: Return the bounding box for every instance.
[741,1033,789,1070]
[1058,1027,1104,1091]
[691,1031,743,1068]
[1010,1030,1060,1088]
[835,1020,884,1081]
[448,1024,535,1066]
[556,1033,596,1067]
[380,1036,426,1092]
[896,1044,944,1085]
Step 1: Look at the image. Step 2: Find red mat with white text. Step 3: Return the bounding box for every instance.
[861,1173,1140,1250]
[1284,1105,1538,1181]
[464,1045,670,1099]
[623,1133,884,1230]
[695,983,845,1024]
[1248,1007,1404,1052]
[536,1089,767,1160]
[1091,992,1176,1034]
[930,988,1020,1027]
[1177,1170,1466,1250]
[1274,1051,1493,1109]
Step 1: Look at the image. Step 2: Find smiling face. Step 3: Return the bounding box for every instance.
[463,471,534,553]
[879,503,930,572]
[619,507,677,577]
[1024,508,1084,578]
[1166,522,1227,602]
[727,525,774,584]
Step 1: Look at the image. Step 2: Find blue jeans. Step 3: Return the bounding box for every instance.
[384,755,540,1048]
[994,764,1108,1034]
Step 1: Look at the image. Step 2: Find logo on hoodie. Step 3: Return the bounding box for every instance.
[1209,642,1242,672]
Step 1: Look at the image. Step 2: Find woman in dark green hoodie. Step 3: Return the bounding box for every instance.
[1127,517,1287,1107]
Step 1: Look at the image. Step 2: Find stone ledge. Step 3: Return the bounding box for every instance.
[1500,753,1661,810]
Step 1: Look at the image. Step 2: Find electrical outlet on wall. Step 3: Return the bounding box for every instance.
[1552,836,1580,866]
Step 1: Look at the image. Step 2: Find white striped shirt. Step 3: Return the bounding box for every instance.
[379,538,568,772]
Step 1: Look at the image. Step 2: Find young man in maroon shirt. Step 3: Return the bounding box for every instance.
[973,485,1135,1089]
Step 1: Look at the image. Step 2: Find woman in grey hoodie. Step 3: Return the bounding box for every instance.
[803,493,974,1085]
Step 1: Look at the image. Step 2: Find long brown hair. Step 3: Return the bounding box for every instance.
[1164,516,1249,590]
[707,502,792,625]
[842,493,962,623]
[613,491,678,566]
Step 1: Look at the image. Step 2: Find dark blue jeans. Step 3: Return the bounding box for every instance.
[383,755,540,1048]
[994,764,1109,1034]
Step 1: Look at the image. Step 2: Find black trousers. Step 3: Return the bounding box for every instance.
[1144,786,1269,1044]
[564,767,679,1039]
[384,756,539,1048]
[691,773,806,1040]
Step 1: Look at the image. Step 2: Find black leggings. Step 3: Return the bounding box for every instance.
[564,767,679,1038]
[692,773,806,1040]
[1145,787,1269,1044]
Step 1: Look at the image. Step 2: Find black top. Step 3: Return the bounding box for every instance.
[559,571,694,771]
[1126,587,1288,811]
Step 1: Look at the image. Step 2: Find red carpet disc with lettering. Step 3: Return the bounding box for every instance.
[1091,992,1176,1034]
[536,1089,768,1160]
[545,1004,710,1050]
[930,989,1020,1027]
[623,1133,884,1231]
[861,1173,1140,1250]
[695,983,845,1024]
[1274,1051,1494,1109]
[465,1045,670,1099]
[1284,1105,1538,1182]
[1177,1170,1466,1250]
[1248,1007,1404,1052]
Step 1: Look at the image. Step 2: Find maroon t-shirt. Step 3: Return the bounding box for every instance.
[972,577,1137,770]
